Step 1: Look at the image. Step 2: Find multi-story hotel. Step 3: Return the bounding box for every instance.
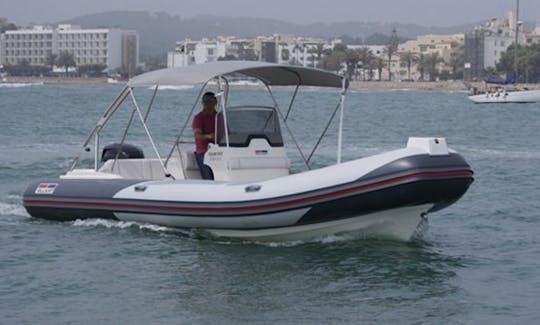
[0,24,139,72]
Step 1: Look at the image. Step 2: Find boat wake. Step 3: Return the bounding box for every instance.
[0,202,28,218]
[0,195,29,218]
[71,218,175,233]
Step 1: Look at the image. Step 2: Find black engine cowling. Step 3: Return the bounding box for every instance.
[101,143,144,162]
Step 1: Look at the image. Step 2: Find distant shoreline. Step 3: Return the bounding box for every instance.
[1,76,113,85]
[3,76,540,91]
[349,80,468,91]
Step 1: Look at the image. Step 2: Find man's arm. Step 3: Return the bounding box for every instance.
[193,128,213,140]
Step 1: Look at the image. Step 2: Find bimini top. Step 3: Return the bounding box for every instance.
[128,60,348,89]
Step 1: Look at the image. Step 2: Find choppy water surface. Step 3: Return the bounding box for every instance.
[1,83,540,324]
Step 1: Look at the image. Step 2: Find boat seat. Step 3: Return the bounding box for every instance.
[98,150,209,180]
[98,158,182,179]
[178,152,204,179]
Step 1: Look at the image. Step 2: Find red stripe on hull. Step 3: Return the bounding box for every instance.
[24,169,473,214]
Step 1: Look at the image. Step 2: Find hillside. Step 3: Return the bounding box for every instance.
[61,11,477,58]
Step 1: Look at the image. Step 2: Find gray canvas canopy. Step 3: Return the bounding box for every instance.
[128,61,348,89]
[71,61,350,173]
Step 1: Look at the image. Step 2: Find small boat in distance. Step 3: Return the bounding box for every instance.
[23,61,474,242]
[468,0,540,104]
[468,71,540,103]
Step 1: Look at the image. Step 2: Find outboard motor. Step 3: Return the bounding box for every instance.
[101,143,144,162]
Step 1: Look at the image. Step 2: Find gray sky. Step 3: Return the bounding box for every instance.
[2,0,540,27]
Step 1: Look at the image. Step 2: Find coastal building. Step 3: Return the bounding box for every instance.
[0,33,4,67]
[397,34,464,81]
[464,10,524,80]
[167,35,327,68]
[275,35,328,67]
[168,37,237,67]
[524,25,540,45]
[166,31,514,83]
[0,24,139,72]
[399,34,464,63]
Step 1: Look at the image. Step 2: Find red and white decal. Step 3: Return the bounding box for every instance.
[35,183,58,195]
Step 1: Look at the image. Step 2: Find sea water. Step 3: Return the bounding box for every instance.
[1,83,540,324]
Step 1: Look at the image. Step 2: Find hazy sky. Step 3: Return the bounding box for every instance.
[2,0,540,27]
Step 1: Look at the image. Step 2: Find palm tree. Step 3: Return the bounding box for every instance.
[45,52,57,71]
[416,54,428,81]
[318,48,335,70]
[449,50,464,80]
[56,51,76,76]
[426,52,443,81]
[307,49,317,67]
[375,57,385,81]
[308,43,325,68]
[344,48,361,80]
[384,28,400,81]
[400,51,416,80]
[292,43,304,66]
[358,47,374,81]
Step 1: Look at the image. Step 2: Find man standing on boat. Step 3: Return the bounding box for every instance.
[192,91,217,179]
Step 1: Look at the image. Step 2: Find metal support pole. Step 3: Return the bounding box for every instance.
[94,133,99,171]
[514,0,520,83]
[129,89,172,178]
[264,83,310,170]
[218,77,230,147]
[337,78,347,164]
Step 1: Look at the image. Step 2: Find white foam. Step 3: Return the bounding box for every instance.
[0,82,44,88]
[261,240,305,247]
[72,218,172,232]
[242,234,353,247]
[413,218,429,238]
[0,202,29,217]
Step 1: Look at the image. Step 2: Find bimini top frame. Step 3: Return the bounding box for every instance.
[69,61,349,176]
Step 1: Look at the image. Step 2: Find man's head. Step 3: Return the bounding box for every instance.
[202,92,217,109]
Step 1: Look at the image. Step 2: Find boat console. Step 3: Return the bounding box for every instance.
[207,106,290,182]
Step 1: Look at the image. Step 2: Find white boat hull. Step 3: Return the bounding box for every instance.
[204,204,432,242]
[468,89,540,103]
[23,139,473,242]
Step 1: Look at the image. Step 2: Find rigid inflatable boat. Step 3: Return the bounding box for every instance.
[23,61,473,241]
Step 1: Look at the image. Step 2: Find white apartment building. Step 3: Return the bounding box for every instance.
[167,35,327,68]
[482,11,524,68]
[464,10,525,78]
[0,33,4,67]
[275,36,328,67]
[168,37,227,67]
[1,24,139,71]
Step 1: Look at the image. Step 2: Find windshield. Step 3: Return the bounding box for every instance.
[216,106,284,147]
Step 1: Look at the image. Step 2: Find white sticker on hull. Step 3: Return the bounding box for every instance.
[35,183,58,194]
